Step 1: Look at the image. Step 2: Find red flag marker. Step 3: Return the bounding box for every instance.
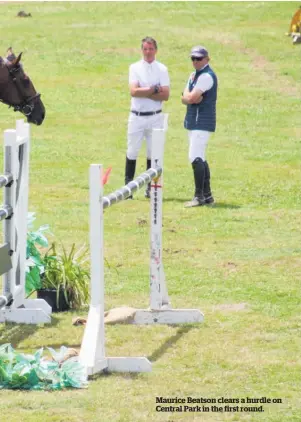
[102,167,112,185]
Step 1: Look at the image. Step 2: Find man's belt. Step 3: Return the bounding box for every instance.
[131,110,162,116]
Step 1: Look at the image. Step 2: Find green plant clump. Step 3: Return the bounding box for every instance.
[25,213,52,296]
[42,242,90,309]
[0,344,88,390]
[25,213,90,309]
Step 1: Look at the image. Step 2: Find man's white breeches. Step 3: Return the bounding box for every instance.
[127,113,164,160]
[188,130,211,163]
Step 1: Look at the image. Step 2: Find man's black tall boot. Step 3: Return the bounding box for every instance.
[204,161,214,205]
[125,156,136,199]
[145,158,151,198]
[185,157,206,208]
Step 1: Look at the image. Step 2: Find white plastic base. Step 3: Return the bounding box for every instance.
[79,304,152,376]
[84,357,152,376]
[0,299,52,324]
[133,309,204,324]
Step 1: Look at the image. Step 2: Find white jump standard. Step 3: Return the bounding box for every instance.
[80,125,203,376]
[0,120,51,324]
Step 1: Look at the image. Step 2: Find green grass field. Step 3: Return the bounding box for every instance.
[0,2,301,421]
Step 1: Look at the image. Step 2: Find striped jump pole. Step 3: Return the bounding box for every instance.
[102,167,162,208]
[80,115,203,376]
[0,292,13,309]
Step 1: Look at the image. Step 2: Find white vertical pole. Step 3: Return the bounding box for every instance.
[90,164,104,308]
[150,124,169,310]
[159,114,169,307]
[3,120,30,306]
[80,164,107,372]
[14,120,30,306]
[3,128,17,301]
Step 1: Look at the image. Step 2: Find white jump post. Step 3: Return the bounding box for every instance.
[0,119,51,324]
[80,114,203,376]
[133,115,203,324]
[79,164,152,375]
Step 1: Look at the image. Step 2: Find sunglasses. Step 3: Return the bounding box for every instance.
[191,56,204,62]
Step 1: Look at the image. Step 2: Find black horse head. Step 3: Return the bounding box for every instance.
[0,48,45,125]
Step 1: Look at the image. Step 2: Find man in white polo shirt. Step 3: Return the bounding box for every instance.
[124,37,170,198]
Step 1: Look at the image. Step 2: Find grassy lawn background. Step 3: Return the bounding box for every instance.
[0,2,300,421]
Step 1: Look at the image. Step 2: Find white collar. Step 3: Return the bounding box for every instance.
[142,59,156,66]
[200,63,209,71]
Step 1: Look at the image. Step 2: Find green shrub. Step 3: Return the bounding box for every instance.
[25,213,52,296]
[42,242,90,309]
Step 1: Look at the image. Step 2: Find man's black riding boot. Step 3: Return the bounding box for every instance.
[204,161,214,205]
[125,157,136,199]
[185,157,206,207]
[145,158,151,198]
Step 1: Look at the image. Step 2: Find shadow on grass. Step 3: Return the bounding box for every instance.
[147,325,193,362]
[163,198,187,203]
[84,326,196,381]
[0,315,60,348]
[211,202,241,209]
[163,198,241,209]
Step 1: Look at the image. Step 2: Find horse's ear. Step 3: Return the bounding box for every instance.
[14,52,23,65]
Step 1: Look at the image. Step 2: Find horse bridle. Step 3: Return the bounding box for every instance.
[0,64,41,117]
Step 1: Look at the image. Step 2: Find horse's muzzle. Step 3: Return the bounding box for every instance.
[27,98,46,125]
